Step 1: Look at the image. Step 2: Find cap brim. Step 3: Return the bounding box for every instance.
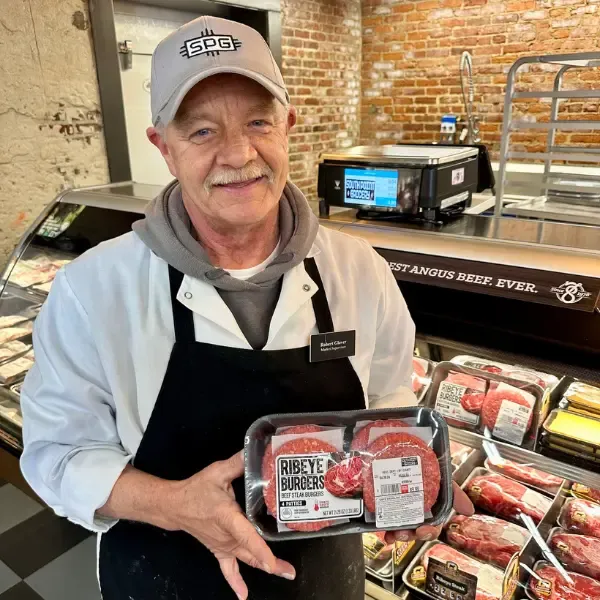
[155,66,289,126]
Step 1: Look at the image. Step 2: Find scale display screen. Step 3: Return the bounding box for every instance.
[344,168,398,208]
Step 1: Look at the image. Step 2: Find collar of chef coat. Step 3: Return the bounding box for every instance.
[176,245,321,349]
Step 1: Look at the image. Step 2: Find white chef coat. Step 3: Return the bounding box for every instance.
[19,225,416,533]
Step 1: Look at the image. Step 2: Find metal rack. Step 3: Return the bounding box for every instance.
[495,52,600,224]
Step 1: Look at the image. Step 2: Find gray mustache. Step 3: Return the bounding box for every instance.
[204,164,275,192]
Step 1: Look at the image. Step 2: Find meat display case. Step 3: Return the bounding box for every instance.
[1,182,600,599]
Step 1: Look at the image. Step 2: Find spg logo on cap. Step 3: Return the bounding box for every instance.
[180,27,242,59]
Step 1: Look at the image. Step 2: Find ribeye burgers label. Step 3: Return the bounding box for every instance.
[436,382,480,426]
[275,453,363,523]
[373,456,424,528]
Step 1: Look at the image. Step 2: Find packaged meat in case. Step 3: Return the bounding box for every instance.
[412,356,433,401]
[463,468,551,525]
[484,457,564,496]
[450,440,475,470]
[547,528,600,581]
[451,355,559,391]
[244,407,453,540]
[527,561,600,600]
[427,362,545,448]
[404,541,507,600]
[570,483,600,504]
[560,381,600,419]
[444,514,528,569]
[558,498,600,538]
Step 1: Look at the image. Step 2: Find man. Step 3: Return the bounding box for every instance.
[20,15,471,600]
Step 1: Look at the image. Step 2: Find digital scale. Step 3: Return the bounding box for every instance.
[318,145,480,222]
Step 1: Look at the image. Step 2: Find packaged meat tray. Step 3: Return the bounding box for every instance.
[412,356,433,402]
[570,483,600,504]
[363,532,415,584]
[542,410,600,458]
[0,322,33,346]
[0,355,34,385]
[547,527,600,581]
[560,382,600,418]
[451,355,559,391]
[444,513,528,569]
[0,341,30,364]
[403,541,506,600]
[244,407,453,541]
[428,362,545,448]
[0,315,29,329]
[527,560,600,600]
[463,468,552,525]
[450,440,476,470]
[484,457,564,496]
[558,498,600,538]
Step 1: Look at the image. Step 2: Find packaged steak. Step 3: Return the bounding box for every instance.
[451,355,559,391]
[558,498,600,538]
[429,362,544,447]
[0,341,30,363]
[450,440,474,469]
[412,356,433,401]
[528,561,600,600]
[484,457,564,496]
[245,407,453,540]
[0,315,29,330]
[444,514,528,569]
[464,470,551,525]
[0,354,34,385]
[0,322,33,346]
[571,483,600,504]
[548,529,600,581]
[407,542,504,600]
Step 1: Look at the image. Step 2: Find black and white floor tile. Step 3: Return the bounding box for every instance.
[0,481,100,600]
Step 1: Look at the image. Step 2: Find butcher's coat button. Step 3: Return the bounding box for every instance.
[184,292,193,299]
[303,284,311,292]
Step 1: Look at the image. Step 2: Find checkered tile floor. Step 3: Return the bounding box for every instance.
[0,481,99,600]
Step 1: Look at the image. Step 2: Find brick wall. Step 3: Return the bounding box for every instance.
[361,0,600,157]
[281,0,362,201]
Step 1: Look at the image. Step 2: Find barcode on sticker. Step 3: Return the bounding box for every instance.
[381,484,401,495]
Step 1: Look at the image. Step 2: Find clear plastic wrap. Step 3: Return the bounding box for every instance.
[547,527,600,581]
[571,483,600,504]
[427,362,545,448]
[450,440,475,471]
[463,468,552,525]
[412,356,434,402]
[527,560,600,600]
[444,513,528,569]
[405,541,505,600]
[484,457,564,496]
[244,407,453,540]
[558,498,600,538]
[451,355,559,391]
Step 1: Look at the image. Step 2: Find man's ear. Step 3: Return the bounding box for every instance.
[147,126,177,178]
[287,105,297,131]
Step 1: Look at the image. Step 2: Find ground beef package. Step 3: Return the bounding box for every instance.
[427,361,546,448]
[244,407,453,541]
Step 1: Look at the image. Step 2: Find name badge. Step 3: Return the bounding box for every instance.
[309,331,356,363]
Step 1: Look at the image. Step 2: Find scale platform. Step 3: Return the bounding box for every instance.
[503,196,600,227]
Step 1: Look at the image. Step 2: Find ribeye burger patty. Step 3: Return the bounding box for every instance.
[262,425,338,532]
[465,473,550,524]
[350,419,409,452]
[362,432,440,514]
[481,388,534,433]
[444,514,528,568]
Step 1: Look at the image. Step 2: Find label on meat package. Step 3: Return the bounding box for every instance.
[435,383,479,426]
[492,400,532,445]
[373,456,424,528]
[425,557,478,600]
[275,453,363,522]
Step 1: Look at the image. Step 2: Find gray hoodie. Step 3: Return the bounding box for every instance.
[133,180,319,349]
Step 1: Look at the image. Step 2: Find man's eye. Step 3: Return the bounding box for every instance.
[193,128,211,137]
[251,120,269,127]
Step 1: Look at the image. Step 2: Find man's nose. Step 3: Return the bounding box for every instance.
[215,128,258,169]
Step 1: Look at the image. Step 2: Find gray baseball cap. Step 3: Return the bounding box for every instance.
[151,16,289,126]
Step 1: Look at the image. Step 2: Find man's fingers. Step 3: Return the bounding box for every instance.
[414,525,442,541]
[452,481,475,516]
[226,512,279,573]
[235,547,296,581]
[216,450,245,482]
[385,529,415,544]
[218,556,248,600]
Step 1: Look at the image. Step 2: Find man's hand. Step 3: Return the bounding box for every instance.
[384,481,474,544]
[167,450,295,599]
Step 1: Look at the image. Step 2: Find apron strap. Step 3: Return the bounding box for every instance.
[304,257,335,334]
[168,265,196,343]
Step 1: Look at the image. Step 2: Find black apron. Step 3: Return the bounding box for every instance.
[99,258,366,599]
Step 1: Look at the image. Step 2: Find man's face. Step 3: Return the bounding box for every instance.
[148,74,296,230]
